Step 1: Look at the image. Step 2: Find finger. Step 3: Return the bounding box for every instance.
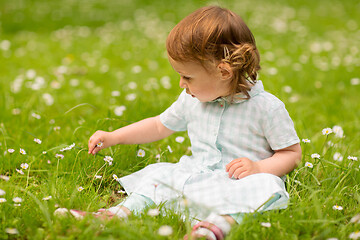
[88,134,97,147]
[91,148,99,155]
[227,162,243,177]
[88,143,97,154]
[226,158,242,171]
[238,171,251,179]
[232,167,247,179]
[88,138,101,154]
[226,157,249,171]
[88,137,96,154]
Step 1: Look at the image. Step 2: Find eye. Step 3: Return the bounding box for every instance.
[182,76,191,81]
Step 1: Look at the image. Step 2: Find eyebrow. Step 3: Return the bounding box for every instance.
[174,70,190,77]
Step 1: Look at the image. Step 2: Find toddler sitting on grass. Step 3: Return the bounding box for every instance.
[70,6,301,240]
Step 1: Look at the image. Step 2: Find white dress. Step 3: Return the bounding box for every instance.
[119,81,299,216]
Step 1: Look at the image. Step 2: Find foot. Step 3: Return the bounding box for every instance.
[68,208,125,220]
[184,221,223,240]
[184,213,234,240]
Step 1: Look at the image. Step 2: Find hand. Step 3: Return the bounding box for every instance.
[88,130,113,155]
[225,157,261,179]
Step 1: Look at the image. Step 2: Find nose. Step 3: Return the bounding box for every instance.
[179,77,187,89]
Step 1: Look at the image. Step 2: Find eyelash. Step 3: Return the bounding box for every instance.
[182,76,191,81]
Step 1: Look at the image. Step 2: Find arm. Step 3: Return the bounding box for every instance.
[226,143,302,179]
[88,115,176,155]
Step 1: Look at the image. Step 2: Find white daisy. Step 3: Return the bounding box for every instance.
[19,148,26,155]
[16,169,24,175]
[13,197,23,203]
[349,231,360,239]
[137,149,145,157]
[322,128,333,135]
[333,152,343,161]
[332,125,344,138]
[26,69,36,79]
[305,162,313,168]
[55,154,64,159]
[348,156,358,161]
[125,93,137,101]
[77,187,84,192]
[282,86,292,93]
[54,208,69,217]
[42,196,52,201]
[175,136,185,143]
[301,139,311,143]
[0,40,11,51]
[5,228,19,235]
[0,189,5,196]
[350,78,360,86]
[43,93,54,106]
[0,198,7,203]
[128,82,137,89]
[350,214,360,223]
[70,78,80,87]
[111,90,121,97]
[0,175,10,181]
[20,163,29,170]
[260,222,271,228]
[147,208,160,217]
[59,143,75,152]
[95,175,102,179]
[31,112,41,119]
[158,225,173,236]
[113,174,119,181]
[332,204,343,211]
[7,149,15,153]
[114,106,126,116]
[311,153,321,159]
[160,76,172,89]
[131,65,142,74]
[103,156,113,165]
[12,108,21,115]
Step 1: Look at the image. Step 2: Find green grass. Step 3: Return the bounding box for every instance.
[0,0,360,239]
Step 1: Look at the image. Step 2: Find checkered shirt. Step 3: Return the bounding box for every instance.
[119,81,300,215]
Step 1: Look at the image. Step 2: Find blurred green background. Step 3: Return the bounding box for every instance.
[0,0,360,239]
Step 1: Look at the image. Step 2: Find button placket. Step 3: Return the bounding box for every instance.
[214,101,226,152]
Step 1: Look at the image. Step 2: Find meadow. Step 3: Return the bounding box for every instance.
[0,0,359,239]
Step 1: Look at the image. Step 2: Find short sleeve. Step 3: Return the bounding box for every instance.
[263,103,300,150]
[159,90,188,132]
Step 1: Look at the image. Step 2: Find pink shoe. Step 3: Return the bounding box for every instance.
[184,221,224,240]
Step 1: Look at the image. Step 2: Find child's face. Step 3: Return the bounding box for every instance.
[168,57,231,102]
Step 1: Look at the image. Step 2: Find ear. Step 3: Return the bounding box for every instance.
[217,62,233,81]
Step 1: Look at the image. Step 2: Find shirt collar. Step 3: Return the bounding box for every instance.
[211,80,264,104]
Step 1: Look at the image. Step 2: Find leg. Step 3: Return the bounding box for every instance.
[69,193,153,220]
[68,206,130,220]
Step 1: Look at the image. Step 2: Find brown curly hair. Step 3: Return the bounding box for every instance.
[166,6,261,101]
